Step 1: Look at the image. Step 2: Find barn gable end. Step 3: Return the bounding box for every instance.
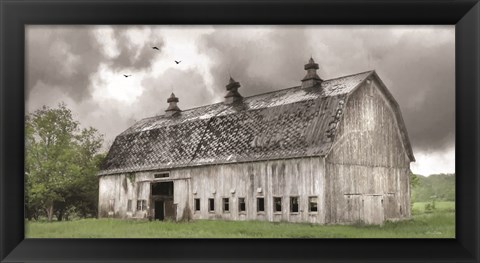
[324,73,413,224]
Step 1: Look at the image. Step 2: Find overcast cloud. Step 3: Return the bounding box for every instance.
[26,25,455,175]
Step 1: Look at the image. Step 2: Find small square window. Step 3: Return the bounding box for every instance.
[223,198,230,212]
[127,199,132,212]
[309,196,318,212]
[290,197,299,213]
[273,197,282,212]
[137,200,147,211]
[209,198,215,212]
[194,198,200,211]
[257,197,265,212]
[238,198,246,213]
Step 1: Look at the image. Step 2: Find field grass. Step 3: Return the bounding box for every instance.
[411,201,455,214]
[26,202,455,238]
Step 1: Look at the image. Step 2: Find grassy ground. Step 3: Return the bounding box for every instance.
[411,201,455,214]
[26,201,455,238]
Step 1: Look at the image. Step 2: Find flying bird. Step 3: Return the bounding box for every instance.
[152,46,160,50]
[124,74,132,78]
[175,60,181,64]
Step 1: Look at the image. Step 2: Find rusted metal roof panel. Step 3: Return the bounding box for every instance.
[99,71,372,175]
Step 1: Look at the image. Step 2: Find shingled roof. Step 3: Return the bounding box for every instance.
[99,70,400,175]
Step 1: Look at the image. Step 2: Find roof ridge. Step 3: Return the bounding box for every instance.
[242,85,300,99]
[134,70,374,123]
[240,70,374,100]
[135,101,226,123]
[323,70,374,82]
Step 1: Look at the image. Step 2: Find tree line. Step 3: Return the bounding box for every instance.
[25,104,105,221]
[411,173,455,202]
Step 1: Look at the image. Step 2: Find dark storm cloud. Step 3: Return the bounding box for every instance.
[26,26,164,102]
[377,40,454,152]
[27,26,103,101]
[109,27,163,70]
[197,27,312,97]
[198,26,454,153]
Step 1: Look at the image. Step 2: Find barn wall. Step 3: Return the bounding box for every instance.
[325,78,412,224]
[177,157,326,224]
[98,172,151,219]
[99,157,326,223]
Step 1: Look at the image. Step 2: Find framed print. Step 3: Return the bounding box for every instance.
[1,0,479,262]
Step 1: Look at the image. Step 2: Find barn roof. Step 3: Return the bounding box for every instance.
[99,70,412,175]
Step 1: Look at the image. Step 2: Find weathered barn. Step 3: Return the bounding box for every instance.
[98,58,415,225]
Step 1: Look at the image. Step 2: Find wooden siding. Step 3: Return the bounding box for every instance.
[178,157,325,223]
[325,78,411,224]
[98,172,151,219]
[98,157,326,223]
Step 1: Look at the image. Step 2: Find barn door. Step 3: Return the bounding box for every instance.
[154,201,164,220]
[344,195,362,223]
[164,200,176,220]
[362,195,384,225]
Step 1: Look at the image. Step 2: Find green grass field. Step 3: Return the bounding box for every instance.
[26,202,455,238]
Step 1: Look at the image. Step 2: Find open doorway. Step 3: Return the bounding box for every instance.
[151,181,175,220]
[152,181,173,196]
[154,200,165,220]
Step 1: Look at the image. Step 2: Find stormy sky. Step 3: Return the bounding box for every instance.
[26,25,455,176]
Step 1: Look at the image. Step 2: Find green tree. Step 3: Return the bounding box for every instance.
[411,173,455,202]
[25,103,104,221]
[410,172,420,188]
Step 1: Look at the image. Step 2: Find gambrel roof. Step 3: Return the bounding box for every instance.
[99,70,414,175]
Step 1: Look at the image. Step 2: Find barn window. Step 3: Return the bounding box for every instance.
[109,199,115,212]
[290,197,299,213]
[257,197,265,212]
[154,172,169,179]
[208,198,215,212]
[194,198,200,212]
[137,200,147,211]
[127,199,132,212]
[273,197,282,212]
[223,198,230,212]
[308,196,318,212]
[238,198,246,213]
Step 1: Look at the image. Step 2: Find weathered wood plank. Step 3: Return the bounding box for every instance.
[99,157,326,224]
[325,79,411,224]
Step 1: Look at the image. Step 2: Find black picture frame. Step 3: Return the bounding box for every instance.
[1,0,479,262]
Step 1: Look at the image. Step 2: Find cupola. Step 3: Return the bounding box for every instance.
[301,57,323,89]
[224,77,243,105]
[165,93,181,116]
